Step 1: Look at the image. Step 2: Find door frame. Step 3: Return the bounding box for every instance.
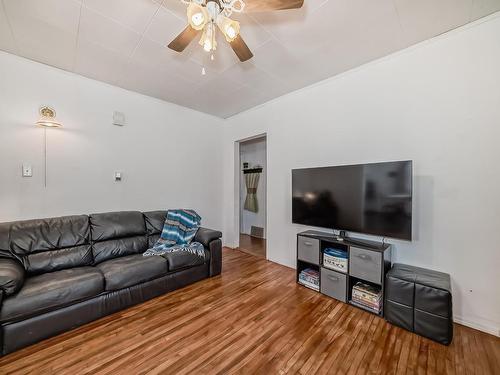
[234,133,267,258]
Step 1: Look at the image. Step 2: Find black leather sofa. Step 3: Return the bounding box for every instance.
[0,210,222,355]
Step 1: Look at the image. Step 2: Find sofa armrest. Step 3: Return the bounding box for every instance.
[195,228,222,247]
[0,258,25,296]
[195,228,222,277]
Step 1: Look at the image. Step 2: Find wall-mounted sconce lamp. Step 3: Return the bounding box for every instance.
[35,106,63,187]
[36,106,62,128]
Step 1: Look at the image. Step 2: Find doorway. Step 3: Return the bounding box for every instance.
[238,135,266,259]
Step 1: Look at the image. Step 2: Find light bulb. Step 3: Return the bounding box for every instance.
[226,25,236,39]
[191,12,204,27]
[203,39,212,52]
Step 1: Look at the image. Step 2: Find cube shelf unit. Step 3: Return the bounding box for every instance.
[296,230,392,316]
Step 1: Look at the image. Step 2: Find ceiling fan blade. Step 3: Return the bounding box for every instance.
[244,0,304,12]
[168,26,199,52]
[230,35,254,62]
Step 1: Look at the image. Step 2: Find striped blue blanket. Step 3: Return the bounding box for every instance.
[143,209,205,258]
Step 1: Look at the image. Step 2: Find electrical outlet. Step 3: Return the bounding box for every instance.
[114,171,122,182]
[22,164,32,177]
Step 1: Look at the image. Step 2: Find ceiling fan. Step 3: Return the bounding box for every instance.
[167,0,304,62]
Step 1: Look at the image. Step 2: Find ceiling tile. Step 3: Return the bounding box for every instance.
[78,6,142,56]
[4,0,80,71]
[183,74,252,116]
[132,37,206,83]
[3,0,81,34]
[251,0,403,57]
[250,40,301,82]
[221,62,292,97]
[15,29,77,72]
[471,0,500,21]
[144,5,187,46]
[119,59,199,104]
[395,0,473,44]
[160,0,188,21]
[83,0,160,34]
[248,0,330,54]
[232,14,273,51]
[195,74,245,97]
[0,4,17,54]
[264,0,406,90]
[216,86,269,118]
[74,39,130,85]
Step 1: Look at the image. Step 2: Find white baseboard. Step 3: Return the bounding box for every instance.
[453,316,500,337]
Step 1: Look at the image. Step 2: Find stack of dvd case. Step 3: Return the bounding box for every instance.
[351,282,382,313]
[298,268,319,291]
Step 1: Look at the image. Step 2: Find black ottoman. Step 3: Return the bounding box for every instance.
[385,263,453,345]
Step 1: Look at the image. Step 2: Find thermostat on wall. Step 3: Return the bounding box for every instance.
[113,111,125,126]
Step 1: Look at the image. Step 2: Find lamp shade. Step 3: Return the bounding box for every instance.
[187,3,209,31]
[36,106,62,128]
[216,15,240,42]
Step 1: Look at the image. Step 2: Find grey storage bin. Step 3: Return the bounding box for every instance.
[297,236,320,265]
[320,268,347,302]
[349,247,382,284]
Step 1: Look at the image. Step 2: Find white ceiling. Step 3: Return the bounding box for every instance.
[1,0,499,118]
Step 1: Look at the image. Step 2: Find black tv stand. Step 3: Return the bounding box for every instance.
[296,230,392,316]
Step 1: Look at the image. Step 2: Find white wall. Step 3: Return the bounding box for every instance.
[0,51,224,231]
[222,15,500,335]
[239,137,266,237]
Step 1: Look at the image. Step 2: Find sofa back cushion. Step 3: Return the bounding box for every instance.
[0,215,92,275]
[90,211,147,264]
[143,211,167,248]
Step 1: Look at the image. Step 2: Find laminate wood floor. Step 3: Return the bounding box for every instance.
[238,234,266,259]
[0,248,498,374]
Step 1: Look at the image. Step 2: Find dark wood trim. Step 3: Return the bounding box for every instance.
[243,167,263,174]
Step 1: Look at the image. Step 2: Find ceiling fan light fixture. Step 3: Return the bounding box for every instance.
[169,0,304,62]
[217,15,240,42]
[187,3,208,30]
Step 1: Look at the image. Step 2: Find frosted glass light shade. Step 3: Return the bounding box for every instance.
[187,3,208,31]
[36,106,62,128]
[216,15,240,42]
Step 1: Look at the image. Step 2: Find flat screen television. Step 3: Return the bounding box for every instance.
[292,161,412,240]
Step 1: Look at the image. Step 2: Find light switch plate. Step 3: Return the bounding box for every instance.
[114,171,122,182]
[22,163,32,177]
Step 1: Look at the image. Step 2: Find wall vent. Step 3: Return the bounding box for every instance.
[251,226,264,238]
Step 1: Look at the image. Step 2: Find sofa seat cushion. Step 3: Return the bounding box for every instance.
[164,251,205,272]
[1,267,104,323]
[97,254,167,291]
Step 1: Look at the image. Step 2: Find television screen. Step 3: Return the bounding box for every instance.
[292,161,412,240]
